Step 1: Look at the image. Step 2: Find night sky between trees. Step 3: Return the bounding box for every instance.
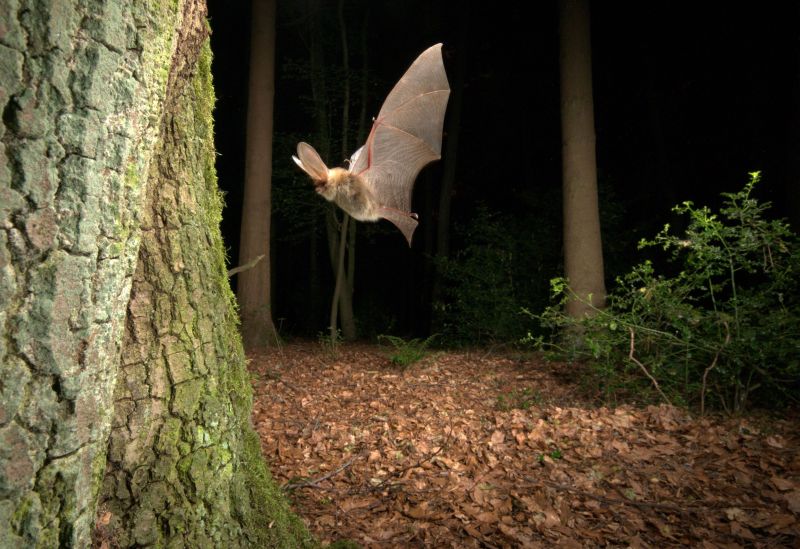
[206,1,799,339]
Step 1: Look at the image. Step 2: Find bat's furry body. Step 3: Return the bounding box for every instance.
[293,44,450,245]
[317,168,380,222]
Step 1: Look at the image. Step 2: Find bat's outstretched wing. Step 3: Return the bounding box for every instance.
[350,43,450,243]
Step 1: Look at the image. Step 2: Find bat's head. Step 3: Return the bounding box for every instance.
[316,167,350,201]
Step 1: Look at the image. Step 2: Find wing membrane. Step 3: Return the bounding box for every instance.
[351,44,450,215]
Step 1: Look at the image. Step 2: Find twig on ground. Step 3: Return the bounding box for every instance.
[524,478,693,515]
[371,420,455,491]
[283,454,362,490]
[524,478,761,515]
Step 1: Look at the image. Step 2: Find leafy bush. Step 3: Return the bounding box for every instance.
[378,334,438,367]
[534,174,800,412]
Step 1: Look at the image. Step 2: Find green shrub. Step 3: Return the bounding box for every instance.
[534,173,800,412]
[378,334,438,367]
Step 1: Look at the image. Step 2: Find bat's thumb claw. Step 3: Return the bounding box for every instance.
[410,212,419,220]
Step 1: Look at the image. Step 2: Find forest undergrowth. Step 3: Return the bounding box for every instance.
[250,344,799,548]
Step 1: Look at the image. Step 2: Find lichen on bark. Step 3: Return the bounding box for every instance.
[95,5,314,549]
[2,0,314,547]
[1,0,178,546]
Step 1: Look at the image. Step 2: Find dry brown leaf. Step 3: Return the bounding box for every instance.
[771,475,795,491]
[768,513,797,531]
[765,435,786,448]
[785,490,800,513]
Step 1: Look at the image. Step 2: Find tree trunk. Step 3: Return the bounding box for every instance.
[0,1,179,545]
[329,0,357,341]
[307,0,355,340]
[431,9,468,312]
[0,1,312,547]
[785,3,800,230]
[559,0,607,319]
[325,210,357,340]
[237,0,279,349]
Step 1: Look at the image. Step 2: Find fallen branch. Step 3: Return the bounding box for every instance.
[525,478,691,515]
[628,327,671,405]
[525,478,763,515]
[371,422,454,491]
[283,455,361,490]
[227,254,265,277]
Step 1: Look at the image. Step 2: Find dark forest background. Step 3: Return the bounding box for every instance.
[206,1,800,343]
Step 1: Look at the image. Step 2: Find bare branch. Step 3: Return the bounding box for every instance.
[628,327,671,405]
[227,254,265,277]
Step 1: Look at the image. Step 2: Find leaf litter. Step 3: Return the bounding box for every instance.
[250,343,799,548]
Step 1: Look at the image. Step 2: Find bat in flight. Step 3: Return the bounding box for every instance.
[293,43,450,246]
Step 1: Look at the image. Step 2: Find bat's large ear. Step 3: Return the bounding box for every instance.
[293,142,329,182]
[378,208,419,247]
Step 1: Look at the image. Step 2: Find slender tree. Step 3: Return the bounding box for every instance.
[431,7,468,316]
[0,1,312,546]
[237,0,279,348]
[786,3,800,230]
[559,0,607,319]
[328,0,358,341]
[306,0,357,341]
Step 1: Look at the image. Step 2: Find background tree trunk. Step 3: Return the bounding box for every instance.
[559,0,607,319]
[431,9,468,317]
[0,1,312,547]
[325,210,357,339]
[785,3,800,231]
[333,0,357,340]
[237,0,279,349]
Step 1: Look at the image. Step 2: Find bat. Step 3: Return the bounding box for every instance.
[293,43,450,246]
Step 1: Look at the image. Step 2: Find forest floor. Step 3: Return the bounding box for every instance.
[249,343,800,548]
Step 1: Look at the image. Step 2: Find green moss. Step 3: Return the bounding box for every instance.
[237,428,318,548]
[89,442,109,508]
[156,417,184,455]
[11,493,37,535]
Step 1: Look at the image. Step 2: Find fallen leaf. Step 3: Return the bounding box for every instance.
[771,475,795,491]
[785,490,800,513]
[490,430,505,445]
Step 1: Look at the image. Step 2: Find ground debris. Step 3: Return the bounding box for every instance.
[250,343,800,548]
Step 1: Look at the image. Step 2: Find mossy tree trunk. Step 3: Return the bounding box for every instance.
[0,0,314,547]
[0,1,178,545]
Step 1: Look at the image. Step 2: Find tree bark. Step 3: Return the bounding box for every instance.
[0,2,179,545]
[330,0,357,340]
[325,210,357,340]
[785,3,800,230]
[0,1,312,547]
[237,0,279,349]
[431,9,468,312]
[559,0,607,319]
